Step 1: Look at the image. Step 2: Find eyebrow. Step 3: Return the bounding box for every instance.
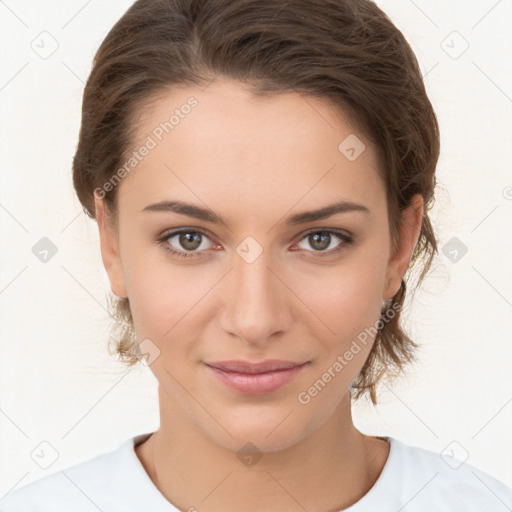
[141,199,370,226]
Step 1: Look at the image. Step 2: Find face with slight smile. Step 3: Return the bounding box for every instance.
[96,78,422,453]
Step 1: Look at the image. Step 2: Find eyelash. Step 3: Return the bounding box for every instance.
[157,228,354,260]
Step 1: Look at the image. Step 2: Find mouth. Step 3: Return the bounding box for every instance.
[204,359,310,395]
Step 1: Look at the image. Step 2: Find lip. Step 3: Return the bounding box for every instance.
[204,359,309,395]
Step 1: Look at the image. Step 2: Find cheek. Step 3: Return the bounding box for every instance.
[298,254,387,345]
[128,276,204,340]
[120,242,202,339]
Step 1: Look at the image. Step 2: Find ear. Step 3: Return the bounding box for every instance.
[382,193,424,300]
[94,194,128,299]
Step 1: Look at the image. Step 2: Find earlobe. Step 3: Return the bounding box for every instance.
[382,194,424,300]
[94,195,128,299]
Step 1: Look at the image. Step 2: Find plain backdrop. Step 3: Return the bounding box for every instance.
[1,0,511,498]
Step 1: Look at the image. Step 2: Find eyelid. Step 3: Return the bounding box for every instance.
[297,226,352,240]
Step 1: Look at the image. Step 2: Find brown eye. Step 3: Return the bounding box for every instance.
[308,232,331,251]
[178,232,202,251]
[296,230,353,255]
[158,229,215,259]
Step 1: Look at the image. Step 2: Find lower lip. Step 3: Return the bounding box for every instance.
[205,364,308,395]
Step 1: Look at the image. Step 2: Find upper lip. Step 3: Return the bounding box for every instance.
[205,360,308,374]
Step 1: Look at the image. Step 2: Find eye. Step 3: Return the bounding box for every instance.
[157,229,216,259]
[295,229,353,256]
[157,228,354,260]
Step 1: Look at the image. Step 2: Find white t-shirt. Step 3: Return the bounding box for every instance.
[1,432,510,511]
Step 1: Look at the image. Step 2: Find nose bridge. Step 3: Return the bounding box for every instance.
[221,245,289,343]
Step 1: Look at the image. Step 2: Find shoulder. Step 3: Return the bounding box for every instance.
[364,437,512,511]
[0,436,145,512]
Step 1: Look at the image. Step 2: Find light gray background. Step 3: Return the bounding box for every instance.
[1,0,511,497]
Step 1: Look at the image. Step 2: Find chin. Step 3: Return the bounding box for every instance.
[197,403,325,455]
[212,424,309,455]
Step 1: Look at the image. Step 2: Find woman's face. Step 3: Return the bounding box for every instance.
[96,78,422,453]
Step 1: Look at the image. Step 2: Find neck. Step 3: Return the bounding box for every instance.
[135,387,389,512]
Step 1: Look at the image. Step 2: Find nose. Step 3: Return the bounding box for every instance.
[218,247,293,346]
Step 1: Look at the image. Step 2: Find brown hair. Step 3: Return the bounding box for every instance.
[73,0,440,404]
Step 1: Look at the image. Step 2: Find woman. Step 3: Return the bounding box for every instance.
[1,0,510,510]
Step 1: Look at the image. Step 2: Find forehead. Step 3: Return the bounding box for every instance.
[118,78,384,220]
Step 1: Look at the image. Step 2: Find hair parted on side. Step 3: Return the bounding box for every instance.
[72,0,440,405]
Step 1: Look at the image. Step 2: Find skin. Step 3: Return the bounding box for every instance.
[95,78,423,511]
